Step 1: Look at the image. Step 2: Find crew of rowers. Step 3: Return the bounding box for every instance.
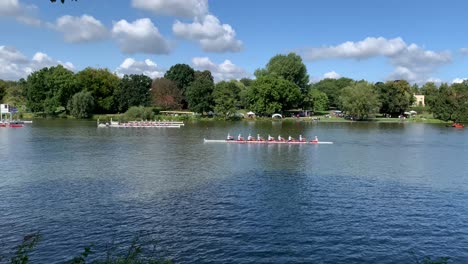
[227,133,318,142]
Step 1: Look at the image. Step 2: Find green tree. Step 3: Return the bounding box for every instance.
[213,81,240,119]
[421,82,438,111]
[376,80,415,117]
[450,81,468,121]
[25,65,77,115]
[308,88,329,112]
[239,78,253,87]
[339,81,381,120]
[312,77,354,108]
[151,78,182,110]
[25,67,50,112]
[76,68,120,114]
[0,80,7,102]
[247,75,302,116]
[186,70,214,114]
[67,91,95,119]
[255,53,309,92]
[114,74,152,112]
[164,64,195,97]
[2,80,27,110]
[431,83,455,121]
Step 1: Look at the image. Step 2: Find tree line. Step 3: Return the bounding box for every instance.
[1,52,467,121]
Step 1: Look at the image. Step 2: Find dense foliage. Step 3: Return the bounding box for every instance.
[1,52,467,122]
[246,75,302,115]
[376,80,415,117]
[185,71,215,114]
[114,74,152,112]
[339,81,381,120]
[67,91,94,119]
[212,81,240,119]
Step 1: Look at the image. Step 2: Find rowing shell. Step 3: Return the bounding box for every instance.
[204,139,333,144]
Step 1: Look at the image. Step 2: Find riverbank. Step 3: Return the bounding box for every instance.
[14,112,452,125]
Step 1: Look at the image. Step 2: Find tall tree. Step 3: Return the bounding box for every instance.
[256,53,309,92]
[0,80,7,103]
[25,67,50,112]
[377,80,415,117]
[312,77,354,108]
[186,70,214,114]
[212,81,240,119]
[76,68,120,114]
[308,88,329,112]
[421,82,438,111]
[339,81,381,120]
[164,64,195,97]
[247,75,302,116]
[67,91,94,119]
[1,80,26,109]
[114,74,152,112]
[151,78,182,110]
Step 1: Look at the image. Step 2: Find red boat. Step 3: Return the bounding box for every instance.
[452,123,464,128]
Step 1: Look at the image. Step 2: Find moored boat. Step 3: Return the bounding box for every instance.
[97,118,184,128]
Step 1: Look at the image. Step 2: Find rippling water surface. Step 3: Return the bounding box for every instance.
[1,120,468,263]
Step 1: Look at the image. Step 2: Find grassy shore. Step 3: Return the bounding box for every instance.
[12,112,452,125]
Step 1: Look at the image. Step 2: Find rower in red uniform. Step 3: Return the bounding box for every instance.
[299,135,306,142]
[257,134,264,141]
[311,136,318,144]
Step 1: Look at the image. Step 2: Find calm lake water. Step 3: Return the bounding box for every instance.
[1,119,468,263]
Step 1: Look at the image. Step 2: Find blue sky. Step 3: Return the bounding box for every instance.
[1,0,467,84]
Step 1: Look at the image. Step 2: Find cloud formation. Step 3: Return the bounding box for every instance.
[460,48,468,55]
[132,0,208,19]
[192,57,247,81]
[115,58,165,79]
[0,0,20,16]
[300,37,451,83]
[173,15,242,52]
[323,71,341,79]
[112,18,171,54]
[0,46,74,80]
[0,0,42,26]
[53,15,109,43]
[452,78,467,84]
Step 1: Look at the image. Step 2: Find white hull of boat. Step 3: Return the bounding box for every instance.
[204,139,333,144]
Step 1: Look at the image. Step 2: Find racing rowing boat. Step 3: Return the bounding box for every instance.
[203,139,333,144]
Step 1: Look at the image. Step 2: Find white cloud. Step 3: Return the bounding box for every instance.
[0,0,42,26]
[112,18,171,54]
[323,71,341,79]
[192,57,247,81]
[53,15,108,43]
[115,58,165,79]
[301,37,406,61]
[452,78,468,84]
[300,37,451,84]
[16,15,41,26]
[0,0,20,16]
[0,45,28,63]
[460,48,468,55]
[132,0,208,19]
[173,15,242,52]
[0,46,74,80]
